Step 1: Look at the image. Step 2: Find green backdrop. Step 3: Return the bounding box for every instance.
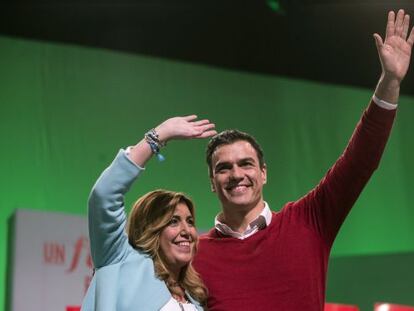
[1,36,413,310]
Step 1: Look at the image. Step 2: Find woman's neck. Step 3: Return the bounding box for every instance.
[167,279,187,302]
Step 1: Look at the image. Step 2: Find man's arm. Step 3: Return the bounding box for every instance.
[292,10,413,246]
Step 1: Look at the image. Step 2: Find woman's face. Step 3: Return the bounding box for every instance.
[159,203,197,271]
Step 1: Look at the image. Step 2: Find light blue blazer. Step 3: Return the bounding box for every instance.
[81,150,203,311]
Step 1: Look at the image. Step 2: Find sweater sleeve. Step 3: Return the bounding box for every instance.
[291,100,396,247]
[88,150,144,268]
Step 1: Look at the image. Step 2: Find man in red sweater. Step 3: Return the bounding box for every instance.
[193,10,414,311]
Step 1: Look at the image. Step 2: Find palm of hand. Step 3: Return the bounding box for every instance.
[157,116,216,141]
[381,35,412,80]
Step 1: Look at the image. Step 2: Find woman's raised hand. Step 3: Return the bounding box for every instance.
[155,115,217,143]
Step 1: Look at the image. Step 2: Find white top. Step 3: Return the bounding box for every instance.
[160,297,198,311]
[214,202,272,240]
[372,95,398,110]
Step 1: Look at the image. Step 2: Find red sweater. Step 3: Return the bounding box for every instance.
[193,101,396,311]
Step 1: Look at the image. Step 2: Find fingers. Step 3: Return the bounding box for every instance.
[190,122,216,138]
[183,115,198,121]
[198,130,218,138]
[384,9,413,44]
[193,122,215,134]
[373,33,384,50]
[192,119,211,126]
[395,9,405,37]
[196,122,215,132]
[385,11,396,40]
[186,117,215,130]
[408,26,414,47]
[402,14,410,40]
[177,115,216,139]
[182,116,213,130]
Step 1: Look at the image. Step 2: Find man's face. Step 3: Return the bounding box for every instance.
[210,140,267,210]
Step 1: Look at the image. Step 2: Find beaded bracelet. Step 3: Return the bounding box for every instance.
[144,129,165,161]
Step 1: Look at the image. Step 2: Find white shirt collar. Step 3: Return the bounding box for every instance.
[214,202,272,240]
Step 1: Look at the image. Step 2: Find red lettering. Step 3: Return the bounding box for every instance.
[66,236,92,273]
[86,252,93,269]
[43,242,65,264]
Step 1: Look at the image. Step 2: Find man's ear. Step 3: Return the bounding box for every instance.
[210,179,216,192]
[262,163,267,185]
[209,169,216,192]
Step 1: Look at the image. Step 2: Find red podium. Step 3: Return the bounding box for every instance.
[375,303,414,311]
[325,303,360,311]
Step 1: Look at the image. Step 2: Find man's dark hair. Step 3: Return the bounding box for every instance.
[206,129,265,176]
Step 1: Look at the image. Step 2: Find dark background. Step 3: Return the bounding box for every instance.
[1,0,414,95]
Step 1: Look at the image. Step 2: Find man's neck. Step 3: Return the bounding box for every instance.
[220,200,265,233]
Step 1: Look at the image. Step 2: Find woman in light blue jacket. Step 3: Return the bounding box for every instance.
[82,115,216,311]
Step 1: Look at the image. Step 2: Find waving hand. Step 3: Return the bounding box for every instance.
[374,9,414,82]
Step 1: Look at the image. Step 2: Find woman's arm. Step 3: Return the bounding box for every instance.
[88,116,216,268]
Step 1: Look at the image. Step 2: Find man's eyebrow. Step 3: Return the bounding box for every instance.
[214,157,256,169]
[214,162,231,169]
[238,157,255,163]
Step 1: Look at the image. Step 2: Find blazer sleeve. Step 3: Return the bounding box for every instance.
[88,149,144,268]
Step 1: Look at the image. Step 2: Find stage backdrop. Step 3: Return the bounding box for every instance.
[1,35,414,310]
